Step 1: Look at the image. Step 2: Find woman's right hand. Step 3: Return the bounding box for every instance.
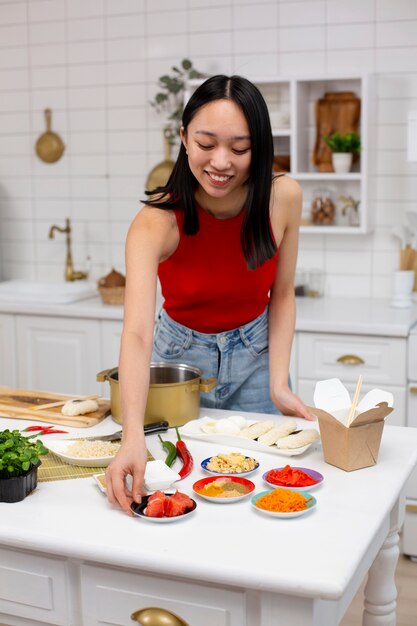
[105,438,148,514]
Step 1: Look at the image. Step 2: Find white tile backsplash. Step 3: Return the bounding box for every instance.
[28,0,65,23]
[327,23,374,50]
[189,31,233,58]
[29,20,66,44]
[377,0,417,21]
[376,20,417,48]
[0,46,28,69]
[279,26,325,53]
[279,2,325,27]
[326,0,375,24]
[188,7,232,32]
[0,0,416,294]
[0,2,26,23]
[66,0,103,21]
[106,37,145,62]
[67,17,105,42]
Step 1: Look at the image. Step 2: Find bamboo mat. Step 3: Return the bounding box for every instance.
[38,450,154,483]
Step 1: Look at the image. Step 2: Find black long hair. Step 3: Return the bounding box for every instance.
[144,75,276,269]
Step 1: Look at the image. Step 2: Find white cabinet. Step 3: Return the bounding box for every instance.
[16,315,102,395]
[0,547,71,625]
[297,331,407,426]
[0,313,17,386]
[80,564,247,626]
[0,313,123,396]
[101,320,122,368]
[186,74,373,234]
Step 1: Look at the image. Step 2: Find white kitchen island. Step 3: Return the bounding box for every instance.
[0,410,416,626]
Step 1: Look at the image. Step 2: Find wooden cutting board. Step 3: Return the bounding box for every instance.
[0,387,111,428]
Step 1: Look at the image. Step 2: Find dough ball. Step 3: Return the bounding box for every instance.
[61,399,99,416]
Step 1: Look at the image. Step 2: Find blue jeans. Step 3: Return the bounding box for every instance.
[151,307,281,415]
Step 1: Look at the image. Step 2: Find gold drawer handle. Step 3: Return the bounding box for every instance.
[410,386,417,394]
[131,607,189,626]
[336,354,365,365]
[406,504,417,513]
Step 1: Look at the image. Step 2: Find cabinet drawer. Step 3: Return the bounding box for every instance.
[298,379,406,426]
[298,332,406,386]
[0,547,69,625]
[80,564,246,626]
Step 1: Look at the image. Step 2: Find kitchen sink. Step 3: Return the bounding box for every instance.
[0,280,98,304]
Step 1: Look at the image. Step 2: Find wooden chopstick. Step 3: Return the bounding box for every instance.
[29,394,99,411]
[346,375,362,428]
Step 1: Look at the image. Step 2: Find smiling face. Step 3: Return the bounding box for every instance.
[180,99,252,216]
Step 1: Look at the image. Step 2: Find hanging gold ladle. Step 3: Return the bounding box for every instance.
[35,108,65,163]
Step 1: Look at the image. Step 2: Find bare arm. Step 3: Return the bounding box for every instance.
[105,206,179,512]
[268,176,315,420]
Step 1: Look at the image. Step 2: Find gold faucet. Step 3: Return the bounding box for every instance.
[48,218,88,281]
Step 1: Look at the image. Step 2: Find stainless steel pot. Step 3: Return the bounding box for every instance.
[97,363,217,427]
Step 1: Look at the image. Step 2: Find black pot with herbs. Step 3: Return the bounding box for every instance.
[0,429,48,503]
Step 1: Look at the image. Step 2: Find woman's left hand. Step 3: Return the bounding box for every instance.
[271,385,316,421]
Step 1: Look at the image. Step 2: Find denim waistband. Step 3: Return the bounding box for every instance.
[157,307,268,349]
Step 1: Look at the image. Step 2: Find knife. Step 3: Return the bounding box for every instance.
[82,420,169,441]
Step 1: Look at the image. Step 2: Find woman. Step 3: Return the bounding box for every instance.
[106,75,314,513]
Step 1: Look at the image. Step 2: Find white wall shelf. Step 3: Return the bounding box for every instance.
[186,74,374,235]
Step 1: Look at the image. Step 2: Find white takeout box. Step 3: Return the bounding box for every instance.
[309,378,394,472]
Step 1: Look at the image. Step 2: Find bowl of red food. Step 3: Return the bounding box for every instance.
[263,465,324,491]
[130,490,197,523]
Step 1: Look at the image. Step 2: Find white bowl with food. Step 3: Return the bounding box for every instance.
[45,438,121,467]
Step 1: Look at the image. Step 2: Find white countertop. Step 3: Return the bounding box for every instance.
[295,297,417,337]
[1,295,417,336]
[0,295,125,320]
[0,409,416,600]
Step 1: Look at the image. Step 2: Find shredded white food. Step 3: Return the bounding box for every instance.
[65,439,121,458]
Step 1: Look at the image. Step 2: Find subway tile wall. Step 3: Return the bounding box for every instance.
[0,0,416,298]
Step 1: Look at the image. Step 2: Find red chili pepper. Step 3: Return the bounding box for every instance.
[174,427,193,479]
[23,425,69,434]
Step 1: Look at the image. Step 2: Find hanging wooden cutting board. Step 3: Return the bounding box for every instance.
[0,387,111,428]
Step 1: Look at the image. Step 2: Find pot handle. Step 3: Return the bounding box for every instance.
[199,377,217,392]
[96,368,112,382]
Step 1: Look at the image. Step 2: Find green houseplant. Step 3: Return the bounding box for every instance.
[323,131,361,174]
[150,58,206,148]
[146,59,205,191]
[0,429,48,502]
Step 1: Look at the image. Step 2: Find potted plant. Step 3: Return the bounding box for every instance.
[146,59,205,191]
[0,429,48,503]
[323,131,361,174]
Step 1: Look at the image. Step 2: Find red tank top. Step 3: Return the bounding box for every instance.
[158,204,279,333]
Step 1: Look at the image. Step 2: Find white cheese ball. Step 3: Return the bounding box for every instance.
[227,415,248,429]
[213,418,241,435]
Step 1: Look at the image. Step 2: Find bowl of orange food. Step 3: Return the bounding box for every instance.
[251,487,317,518]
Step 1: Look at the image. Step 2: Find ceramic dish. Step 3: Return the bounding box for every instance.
[192,476,255,503]
[45,439,119,467]
[130,494,197,523]
[93,461,181,494]
[180,417,320,457]
[201,454,259,476]
[251,489,317,518]
[262,467,324,492]
[93,473,107,493]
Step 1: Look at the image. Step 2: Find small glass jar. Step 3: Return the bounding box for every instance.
[311,188,335,226]
[307,269,325,298]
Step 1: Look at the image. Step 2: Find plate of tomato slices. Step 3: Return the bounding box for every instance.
[130,490,197,523]
[263,465,324,491]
